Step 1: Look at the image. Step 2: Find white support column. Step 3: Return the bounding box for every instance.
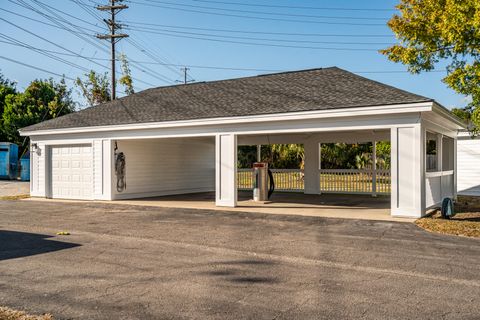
[101,139,113,200]
[257,145,261,162]
[453,137,457,199]
[390,125,425,217]
[437,133,443,173]
[216,134,238,207]
[372,140,377,197]
[304,139,320,194]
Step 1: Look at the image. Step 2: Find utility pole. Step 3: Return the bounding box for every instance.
[96,0,128,100]
[176,67,195,85]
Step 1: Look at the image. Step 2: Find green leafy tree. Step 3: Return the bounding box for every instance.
[0,72,17,141]
[118,53,134,96]
[75,70,110,107]
[380,0,480,133]
[2,78,75,149]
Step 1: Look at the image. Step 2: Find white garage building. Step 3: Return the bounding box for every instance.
[20,67,464,218]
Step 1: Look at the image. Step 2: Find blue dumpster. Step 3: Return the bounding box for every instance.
[0,142,18,180]
[20,153,30,181]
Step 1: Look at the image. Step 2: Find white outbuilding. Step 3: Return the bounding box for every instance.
[20,67,465,218]
[457,132,480,196]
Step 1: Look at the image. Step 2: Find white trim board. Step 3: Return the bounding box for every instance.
[21,102,434,136]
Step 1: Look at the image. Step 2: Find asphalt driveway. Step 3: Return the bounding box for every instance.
[0,200,479,319]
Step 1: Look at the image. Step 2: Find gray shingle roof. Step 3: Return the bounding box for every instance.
[22,67,432,132]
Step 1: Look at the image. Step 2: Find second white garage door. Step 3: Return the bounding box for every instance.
[51,144,93,199]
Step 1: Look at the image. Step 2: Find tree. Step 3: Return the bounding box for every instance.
[75,70,110,107]
[0,72,17,141]
[118,53,134,95]
[2,78,75,149]
[380,0,480,133]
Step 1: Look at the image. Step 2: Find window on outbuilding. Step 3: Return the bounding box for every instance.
[442,136,454,171]
[426,132,438,172]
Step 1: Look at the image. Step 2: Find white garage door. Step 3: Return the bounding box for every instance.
[51,144,93,200]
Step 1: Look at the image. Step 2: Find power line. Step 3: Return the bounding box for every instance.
[66,0,171,86]
[2,38,445,75]
[0,38,158,87]
[0,55,75,80]
[12,0,110,55]
[133,0,389,21]
[0,17,112,70]
[127,28,380,51]
[3,5,157,89]
[126,26,394,45]
[0,7,95,34]
[0,27,444,75]
[96,0,129,100]
[71,0,178,84]
[124,21,393,37]
[175,67,195,84]
[184,0,395,12]
[0,34,92,73]
[128,1,386,26]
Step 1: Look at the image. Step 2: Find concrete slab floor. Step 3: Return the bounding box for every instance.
[28,191,412,223]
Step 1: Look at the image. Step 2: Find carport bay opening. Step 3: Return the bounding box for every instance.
[19,68,465,218]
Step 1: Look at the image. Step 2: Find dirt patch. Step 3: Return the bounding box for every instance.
[415,210,480,238]
[0,195,30,201]
[0,306,53,320]
[456,195,480,212]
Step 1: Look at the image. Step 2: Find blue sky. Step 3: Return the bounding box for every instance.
[0,0,467,109]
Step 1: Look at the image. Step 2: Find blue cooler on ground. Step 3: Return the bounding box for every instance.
[0,142,18,180]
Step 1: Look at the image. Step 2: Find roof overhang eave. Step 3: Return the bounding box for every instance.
[20,101,434,137]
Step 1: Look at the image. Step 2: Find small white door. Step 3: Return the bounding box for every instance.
[51,144,93,200]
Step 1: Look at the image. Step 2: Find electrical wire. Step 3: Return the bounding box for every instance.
[124,21,393,38]
[138,0,389,21]
[0,37,448,75]
[187,0,395,12]
[0,55,75,80]
[128,0,386,26]
[127,28,380,51]
[126,26,394,45]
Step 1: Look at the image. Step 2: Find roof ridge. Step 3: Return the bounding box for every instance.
[138,66,338,93]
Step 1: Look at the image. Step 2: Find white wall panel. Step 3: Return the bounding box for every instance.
[93,140,103,197]
[215,134,237,207]
[112,137,215,199]
[391,125,424,217]
[457,138,480,195]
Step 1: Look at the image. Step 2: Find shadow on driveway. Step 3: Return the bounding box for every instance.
[0,230,80,261]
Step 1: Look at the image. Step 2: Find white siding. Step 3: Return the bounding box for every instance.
[112,137,215,199]
[30,142,46,197]
[93,140,103,197]
[457,137,480,195]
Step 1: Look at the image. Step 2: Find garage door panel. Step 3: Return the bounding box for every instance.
[51,144,93,200]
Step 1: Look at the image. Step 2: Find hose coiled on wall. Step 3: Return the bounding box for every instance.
[114,141,126,193]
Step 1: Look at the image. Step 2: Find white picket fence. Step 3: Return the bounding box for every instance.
[237,168,391,194]
[319,169,391,194]
[238,169,304,192]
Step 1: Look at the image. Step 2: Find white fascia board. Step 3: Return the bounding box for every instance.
[431,102,467,129]
[20,101,433,137]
